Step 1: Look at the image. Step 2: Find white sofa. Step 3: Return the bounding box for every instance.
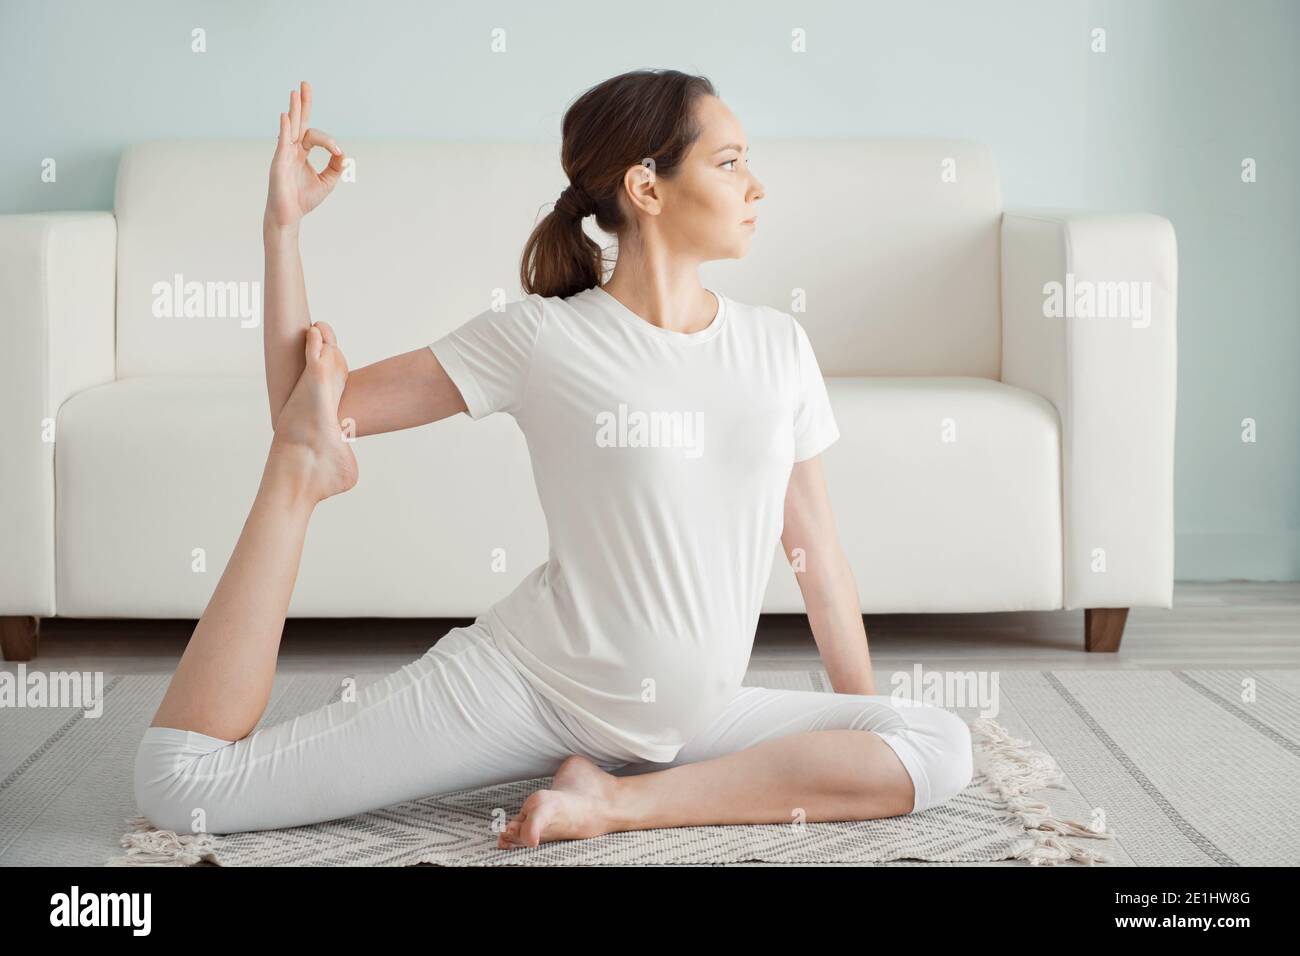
[0,139,1177,661]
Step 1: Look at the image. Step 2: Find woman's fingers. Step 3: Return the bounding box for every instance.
[281,82,314,149]
[272,112,297,172]
[289,88,301,143]
[317,147,345,189]
[301,128,345,188]
[301,127,341,156]
[299,80,312,131]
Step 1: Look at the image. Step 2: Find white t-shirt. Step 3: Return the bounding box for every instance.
[428,284,839,761]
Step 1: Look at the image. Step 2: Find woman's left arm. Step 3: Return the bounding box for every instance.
[779,455,877,696]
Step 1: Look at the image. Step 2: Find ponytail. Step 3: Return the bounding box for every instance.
[519,181,605,299]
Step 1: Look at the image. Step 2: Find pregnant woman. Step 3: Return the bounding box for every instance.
[134,70,973,850]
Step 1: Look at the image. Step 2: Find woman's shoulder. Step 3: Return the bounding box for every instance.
[717,292,807,346]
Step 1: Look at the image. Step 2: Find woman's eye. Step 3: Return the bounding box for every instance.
[721,158,737,171]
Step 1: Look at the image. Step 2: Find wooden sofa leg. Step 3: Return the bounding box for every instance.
[1084,608,1128,652]
[1,616,40,662]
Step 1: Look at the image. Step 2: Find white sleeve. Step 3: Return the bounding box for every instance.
[792,317,840,462]
[428,295,544,420]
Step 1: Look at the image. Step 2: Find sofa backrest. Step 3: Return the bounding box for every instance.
[113,139,1002,379]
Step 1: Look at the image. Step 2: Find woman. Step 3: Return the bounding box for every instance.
[135,70,973,850]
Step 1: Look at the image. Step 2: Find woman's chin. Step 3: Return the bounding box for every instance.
[721,236,755,259]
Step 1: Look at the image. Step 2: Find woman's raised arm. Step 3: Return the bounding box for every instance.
[262,82,470,438]
[262,80,345,429]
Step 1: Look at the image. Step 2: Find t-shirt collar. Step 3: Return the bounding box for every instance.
[590,284,728,344]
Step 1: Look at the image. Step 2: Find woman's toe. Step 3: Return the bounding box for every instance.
[500,819,521,847]
[304,325,323,363]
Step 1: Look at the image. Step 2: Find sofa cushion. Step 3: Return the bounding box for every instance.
[56,375,1060,618]
[55,376,545,617]
[763,375,1063,613]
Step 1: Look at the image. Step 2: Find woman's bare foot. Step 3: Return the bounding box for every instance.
[268,322,358,503]
[498,754,625,849]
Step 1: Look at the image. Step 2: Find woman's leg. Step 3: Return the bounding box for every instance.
[497,687,973,848]
[149,323,356,741]
[136,327,609,835]
[135,323,592,835]
[134,623,597,834]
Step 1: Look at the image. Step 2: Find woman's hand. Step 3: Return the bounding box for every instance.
[265,80,345,231]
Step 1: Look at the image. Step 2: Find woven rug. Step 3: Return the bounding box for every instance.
[106,709,1104,866]
[102,665,1104,867]
[10,668,1295,866]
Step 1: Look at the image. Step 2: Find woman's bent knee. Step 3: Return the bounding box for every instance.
[133,726,237,833]
[887,704,974,814]
[924,707,974,809]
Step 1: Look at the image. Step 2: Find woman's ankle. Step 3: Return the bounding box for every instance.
[261,444,323,509]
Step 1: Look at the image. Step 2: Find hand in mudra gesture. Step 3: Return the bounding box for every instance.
[265,80,345,230]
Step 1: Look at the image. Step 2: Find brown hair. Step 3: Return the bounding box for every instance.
[519,69,718,300]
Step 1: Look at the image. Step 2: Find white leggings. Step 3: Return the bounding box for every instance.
[134,622,974,835]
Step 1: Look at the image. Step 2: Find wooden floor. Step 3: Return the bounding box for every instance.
[12,582,1299,674]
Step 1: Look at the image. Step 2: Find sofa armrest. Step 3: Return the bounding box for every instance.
[0,212,117,616]
[1000,208,1177,610]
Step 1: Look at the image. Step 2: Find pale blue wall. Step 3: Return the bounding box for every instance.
[2,0,1296,581]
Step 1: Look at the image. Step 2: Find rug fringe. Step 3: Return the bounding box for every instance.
[970,717,1113,867]
[105,814,222,867]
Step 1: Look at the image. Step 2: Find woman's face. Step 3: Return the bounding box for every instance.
[624,94,764,261]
